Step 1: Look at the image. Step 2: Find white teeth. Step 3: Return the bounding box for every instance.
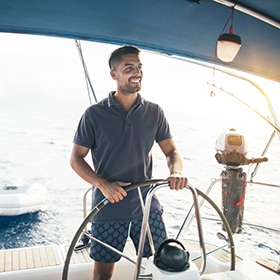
[130,78,140,83]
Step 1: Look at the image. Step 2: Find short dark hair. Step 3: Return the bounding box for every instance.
[109,45,140,70]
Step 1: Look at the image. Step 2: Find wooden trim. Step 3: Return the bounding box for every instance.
[0,246,61,273]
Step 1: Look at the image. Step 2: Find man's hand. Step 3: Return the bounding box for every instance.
[70,144,130,204]
[99,181,130,203]
[166,173,188,190]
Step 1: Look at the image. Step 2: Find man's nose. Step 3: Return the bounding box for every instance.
[133,66,142,76]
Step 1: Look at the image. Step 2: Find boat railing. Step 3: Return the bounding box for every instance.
[133,182,206,280]
[176,178,221,239]
[83,186,92,220]
[181,177,280,238]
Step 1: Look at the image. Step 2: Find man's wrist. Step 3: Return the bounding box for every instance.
[170,171,182,176]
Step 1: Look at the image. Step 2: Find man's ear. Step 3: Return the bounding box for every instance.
[110,69,117,80]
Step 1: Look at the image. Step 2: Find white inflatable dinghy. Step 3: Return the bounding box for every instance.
[0,182,46,216]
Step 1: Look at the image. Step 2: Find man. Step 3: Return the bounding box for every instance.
[70,45,188,280]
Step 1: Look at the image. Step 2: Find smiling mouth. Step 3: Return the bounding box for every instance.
[129,77,141,84]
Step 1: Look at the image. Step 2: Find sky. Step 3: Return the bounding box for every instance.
[0,32,280,124]
[1,32,279,187]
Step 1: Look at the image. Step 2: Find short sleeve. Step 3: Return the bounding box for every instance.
[155,107,172,143]
[73,109,95,149]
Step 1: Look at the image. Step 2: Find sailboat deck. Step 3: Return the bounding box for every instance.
[0,239,241,273]
[0,245,61,272]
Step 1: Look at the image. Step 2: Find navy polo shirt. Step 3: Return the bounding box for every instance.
[73,91,172,223]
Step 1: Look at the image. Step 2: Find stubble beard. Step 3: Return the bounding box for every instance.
[120,82,141,95]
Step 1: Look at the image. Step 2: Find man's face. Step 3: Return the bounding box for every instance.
[111,53,143,95]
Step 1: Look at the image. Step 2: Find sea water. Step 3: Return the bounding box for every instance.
[0,93,279,266]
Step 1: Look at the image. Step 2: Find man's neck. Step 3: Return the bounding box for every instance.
[113,91,138,112]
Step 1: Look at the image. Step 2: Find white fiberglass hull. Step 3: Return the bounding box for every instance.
[0,240,279,280]
[0,183,46,216]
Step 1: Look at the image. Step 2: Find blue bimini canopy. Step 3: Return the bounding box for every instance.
[0,0,280,83]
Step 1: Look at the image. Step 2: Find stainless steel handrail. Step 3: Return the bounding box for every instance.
[82,185,156,254]
[133,182,206,280]
[137,187,155,255]
[250,130,277,181]
[176,178,221,239]
[83,186,92,220]
[83,232,146,270]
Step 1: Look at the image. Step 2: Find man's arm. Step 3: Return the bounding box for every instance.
[70,143,129,203]
[158,138,188,190]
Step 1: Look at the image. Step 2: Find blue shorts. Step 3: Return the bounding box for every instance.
[90,210,167,263]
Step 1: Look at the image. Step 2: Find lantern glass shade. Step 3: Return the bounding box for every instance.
[217,33,241,62]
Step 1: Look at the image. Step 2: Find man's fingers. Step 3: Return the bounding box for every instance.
[107,182,129,203]
[168,175,188,190]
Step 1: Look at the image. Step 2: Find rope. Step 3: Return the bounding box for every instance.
[221,182,247,206]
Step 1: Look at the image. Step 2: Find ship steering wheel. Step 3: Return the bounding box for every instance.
[62,179,235,280]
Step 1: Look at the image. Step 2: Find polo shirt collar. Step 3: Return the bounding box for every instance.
[108,91,144,108]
